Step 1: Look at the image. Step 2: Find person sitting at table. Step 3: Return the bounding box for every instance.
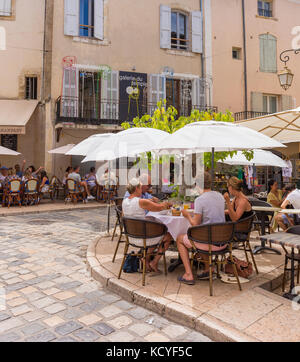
[85,167,97,196]
[39,170,50,194]
[124,174,160,204]
[224,177,252,222]
[266,179,283,231]
[15,160,26,178]
[68,165,95,200]
[276,184,300,230]
[176,172,226,284]
[22,168,33,183]
[122,178,172,274]
[0,166,8,183]
[63,166,73,185]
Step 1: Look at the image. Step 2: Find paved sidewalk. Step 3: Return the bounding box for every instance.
[90,232,300,342]
[0,210,210,342]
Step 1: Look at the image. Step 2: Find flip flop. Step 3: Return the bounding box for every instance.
[177,275,195,285]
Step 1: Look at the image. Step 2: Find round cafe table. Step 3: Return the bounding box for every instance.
[146,210,192,272]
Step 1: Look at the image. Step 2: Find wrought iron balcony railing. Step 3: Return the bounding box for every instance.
[55,96,218,126]
[234,111,270,122]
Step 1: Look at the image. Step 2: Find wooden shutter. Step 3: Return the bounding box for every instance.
[62,67,79,117]
[260,34,277,72]
[192,78,205,108]
[160,5,171,49]
[192,11,203,54]
[281,95,293,111]
[0,0,11,16]
[94,0,104,40]
[101,70,119,119]
[251,92,264,112]
[64,0,79,36]
[149,74,166,113]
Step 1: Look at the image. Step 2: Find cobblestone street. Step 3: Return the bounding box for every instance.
[0,209,210,342]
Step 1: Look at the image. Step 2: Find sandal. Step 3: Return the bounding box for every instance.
[177,275,195,285]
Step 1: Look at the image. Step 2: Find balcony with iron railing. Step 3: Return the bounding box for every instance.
[234,111,270,122]
[55,96,218,126]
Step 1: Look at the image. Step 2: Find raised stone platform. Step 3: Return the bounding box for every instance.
[87,233,300,342]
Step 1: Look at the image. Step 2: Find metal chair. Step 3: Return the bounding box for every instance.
[2,179,22,208]
[249,199,274,235]
[118,217,168,286]
[49,176,64,200]
[234,213,259,274]
[282,226,300,292]
[112,205,126,263]
[111,198,124,241]
[23,179,39,205]
[65,178,86,204]
[188,222,241,296]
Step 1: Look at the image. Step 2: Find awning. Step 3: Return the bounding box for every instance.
[0,100,39,135]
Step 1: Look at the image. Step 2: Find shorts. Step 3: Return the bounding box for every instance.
[281,213,299,225]
[183,234,227,252]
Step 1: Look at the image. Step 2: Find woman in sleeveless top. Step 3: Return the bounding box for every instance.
[122,178,172,273]
[224,176,252,222]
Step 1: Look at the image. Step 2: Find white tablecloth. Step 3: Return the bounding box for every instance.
[147,211,191,240]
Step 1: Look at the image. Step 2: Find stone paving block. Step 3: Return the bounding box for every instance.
[5,277,23,285]
[99,293,121,304]
[64,309,84,320]
[6,282,29,292]
[183,331,211,343]
[161,325,187,339]
[65,296,86,307]
[43,288,61,296]
[107,331,135,342]
[26,292,45,302]
[43,316,65,327]
[144,332,170,342]
[78,313,102,326]
[127,307,152,320]
[58,281,82,290]
[91,322,115,336]
[55,321,83,336]
[0,332,21,342]
[44,303,66,315]
[55,336,78,342]
[0,313,11,322]
[5,291,20,300]
[7,297,27,307]
[79,301,105,313]
[8,261,25,267]
[73,328,100,342]
[36,281,56,290]
[99,305,122,319]
[26,330,57,342]
[19,286,38,295]
[23,311,46,322]
[11,304,33,317]
[0,317,24,333]
[19,274,36,281]
[31,297,55,309]
[53,291,76,301]
[21,323,46,336]
[128,323,154,337]
[108,315,133,329]
[85,290,106,300]
[113,300,134,311]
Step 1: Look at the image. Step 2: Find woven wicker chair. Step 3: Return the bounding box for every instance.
[119,217,168,286]
[65,178,86,204]
[23,179,39,205]
[188,222,241,296]
[282,226,300,292]
[49,176,64,200]
[3,179,22,208]
[112,205,126,263]
[234,213,259,274]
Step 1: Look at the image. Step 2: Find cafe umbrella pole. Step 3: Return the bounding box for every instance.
[107,160,111,235]
[211,148,215,190]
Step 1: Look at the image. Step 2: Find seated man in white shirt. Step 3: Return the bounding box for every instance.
[276,184,300,230]
[68,166,95,200]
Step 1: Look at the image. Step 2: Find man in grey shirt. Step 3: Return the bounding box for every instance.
[69,166,95,200]
[176,172,226,285]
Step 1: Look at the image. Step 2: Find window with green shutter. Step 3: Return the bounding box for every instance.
[259,34,277,73]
